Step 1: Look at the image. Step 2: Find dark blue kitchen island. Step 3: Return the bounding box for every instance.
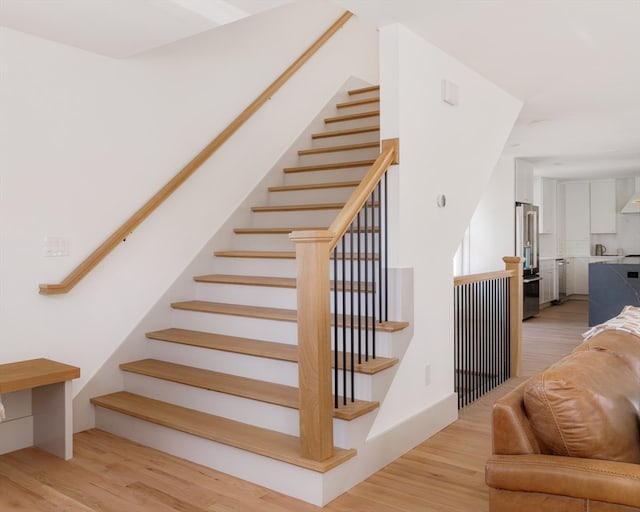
[589,261,640,326]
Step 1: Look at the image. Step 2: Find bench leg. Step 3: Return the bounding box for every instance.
[32,381,73,460]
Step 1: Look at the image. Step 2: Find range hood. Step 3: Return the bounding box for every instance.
[621,177,640,214]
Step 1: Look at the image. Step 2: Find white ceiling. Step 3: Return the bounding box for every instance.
[2,0,639,180]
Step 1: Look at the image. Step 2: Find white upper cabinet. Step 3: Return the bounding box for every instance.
[534,177,556,233]
[564,181,590,256]
[515,159,534,204]
[590,179,616,233]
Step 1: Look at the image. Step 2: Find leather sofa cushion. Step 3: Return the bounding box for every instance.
[523,348,640,463]
[574,330,640,381]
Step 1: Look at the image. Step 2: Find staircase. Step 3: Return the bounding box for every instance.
[91,84,410,505]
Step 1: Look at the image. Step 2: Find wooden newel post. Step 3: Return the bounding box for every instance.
[290,229,334,461]
[503,256,523,377]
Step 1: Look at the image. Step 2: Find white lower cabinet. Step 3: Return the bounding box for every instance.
[567,257,589,295]
[539,259,557,304]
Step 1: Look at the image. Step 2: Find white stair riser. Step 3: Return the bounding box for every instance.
[122,372,301,436]
[229,233,296,252]
[228,231,381,252]
[194,281,378,315]
[283,166,369,187]
[310,130,379,149]
[324,114,379,131]
[249,209,339,227]
[212,256,297,277]
[94,408,328,506]
[296,147,379,166]
[267,186,356,206]
[171,309,299,344]
[121,372,369,443]
[195,282,296,309]
[212,255,385,282]
[144,339,300,386]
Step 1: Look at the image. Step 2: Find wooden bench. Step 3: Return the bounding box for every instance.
[0,358,80,460]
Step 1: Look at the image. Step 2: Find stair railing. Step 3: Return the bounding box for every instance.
[38,11,354,295]
[290,138,399,461]
[453,256,523,408]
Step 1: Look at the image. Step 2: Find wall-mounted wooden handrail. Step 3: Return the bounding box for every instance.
[39,11,354,295]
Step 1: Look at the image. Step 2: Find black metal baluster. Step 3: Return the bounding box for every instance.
[357,211,362,365]
[341,236,347,406]
[384,172,388,322]
[371,190,377,359]
[333,247,338,409]
[364,197,369,362]
[350,221,355,403]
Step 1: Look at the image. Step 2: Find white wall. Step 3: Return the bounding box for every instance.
[369,24,521,437]
[468,157,516,274]
[0,0,378,403]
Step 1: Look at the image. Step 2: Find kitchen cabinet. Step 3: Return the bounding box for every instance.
[567,257,589,295]
[515,160,534,204]
[563,181,590,256]
[590,179,616,233]
[539,259,557,304]
[534,177,557,234]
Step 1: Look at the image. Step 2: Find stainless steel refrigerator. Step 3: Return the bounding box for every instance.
[515,202,540,319]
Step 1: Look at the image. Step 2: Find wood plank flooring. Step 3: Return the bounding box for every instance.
[0,299,588,511]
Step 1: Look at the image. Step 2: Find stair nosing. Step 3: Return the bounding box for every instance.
[144,328,397,374]
[335,97,380,109]
[212,250,380,260]
[193,274,375,292]
[90,391,356,472]
[169,301,407,332]
[311,125,379,140]
[282,159,375,173]
[324,110,379,124]
[348,85,380,96]
[297,141,378,156]
[268,181,360,193]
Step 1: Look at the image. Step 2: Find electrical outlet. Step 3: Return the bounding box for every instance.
[43,237,70,257]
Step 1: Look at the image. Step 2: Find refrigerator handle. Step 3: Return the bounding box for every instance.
[528,210,538,270]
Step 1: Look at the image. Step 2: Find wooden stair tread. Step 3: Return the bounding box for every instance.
[193,274,374,292]
[268,180,360,192]
[232,226,378,235]
[324,110,379,124]
[120,359,378,421]
[145,328,396,375]
[311,126,379,140]
[146,328,299,362]
[233,226,325,234]
[282,159,375,174]
[336,97,379,109]
[213,250,379,260]
[170,301,408,332]
[348,85,379,96]
[251,202,345,212]
[90,391,356,472]
[298,141,378,156]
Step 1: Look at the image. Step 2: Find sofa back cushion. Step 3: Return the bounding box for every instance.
[523,347,640,463]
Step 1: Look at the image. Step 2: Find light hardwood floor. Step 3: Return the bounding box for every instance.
[0,299,588,511]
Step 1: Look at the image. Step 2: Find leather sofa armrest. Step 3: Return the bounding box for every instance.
[486,454,640,508]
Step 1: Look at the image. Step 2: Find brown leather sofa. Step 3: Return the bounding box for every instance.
[486,330,640,511]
